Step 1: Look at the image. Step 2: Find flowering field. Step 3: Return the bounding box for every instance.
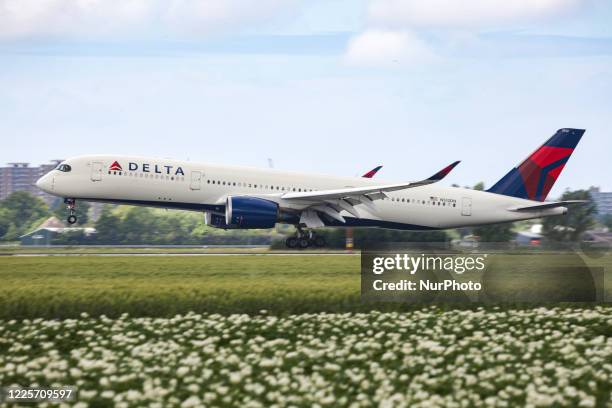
[1,308,611,407]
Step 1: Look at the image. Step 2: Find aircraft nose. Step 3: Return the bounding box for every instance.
[36,174,53,193]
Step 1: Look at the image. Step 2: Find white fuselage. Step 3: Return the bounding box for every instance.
[36,155,565,230]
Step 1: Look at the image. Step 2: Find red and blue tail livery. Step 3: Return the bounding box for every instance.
[487,128,584,201]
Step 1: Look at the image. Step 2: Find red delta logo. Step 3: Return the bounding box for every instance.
[109,161,123,171]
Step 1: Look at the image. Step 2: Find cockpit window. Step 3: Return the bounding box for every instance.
[56,164,72,172]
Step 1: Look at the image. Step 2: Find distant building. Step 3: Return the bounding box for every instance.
[515,224,542,246]
[0,160,62,204]
[19,217,96,245]
[583,230,612,244]
[0,160,104,218]
[589,187,612,216]
[20,226,97,245]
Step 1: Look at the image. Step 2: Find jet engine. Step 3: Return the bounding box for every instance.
[225,196,279,229]
[205,196,279,229]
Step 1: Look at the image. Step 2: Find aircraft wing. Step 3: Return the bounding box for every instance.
[283,161,460,202]
[280,161,460,226]
[508,200,587,212]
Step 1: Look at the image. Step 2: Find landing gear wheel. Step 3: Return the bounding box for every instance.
[313,235,326,248]
[285,237,298,249]
[64,198,77,225]
[298,237,310,249]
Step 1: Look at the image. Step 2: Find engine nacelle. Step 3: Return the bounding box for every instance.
[204,212,234,229]
[225,196,279,229]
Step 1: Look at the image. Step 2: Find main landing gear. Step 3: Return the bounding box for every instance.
[65,198,77,225]
[285,227,326,249]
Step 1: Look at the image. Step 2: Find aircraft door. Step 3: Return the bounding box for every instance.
[91,162,103,181]
[190,171,202,190]
[461,197,472,216]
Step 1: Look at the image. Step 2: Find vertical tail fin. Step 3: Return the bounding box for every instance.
[487,128,585,201]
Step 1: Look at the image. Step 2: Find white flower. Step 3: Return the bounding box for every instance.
[69,368,82,378]
[101,390,115,399]
[229,372,242,384]
[181,396,202,408]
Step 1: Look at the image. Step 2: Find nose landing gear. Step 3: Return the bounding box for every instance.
[285,227,326,249]
[65,198,77,225]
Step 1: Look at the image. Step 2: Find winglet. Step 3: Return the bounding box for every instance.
[362,165,383,178]
[427,161,460,181]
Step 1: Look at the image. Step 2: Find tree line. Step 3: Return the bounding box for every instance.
[0,192,275,245]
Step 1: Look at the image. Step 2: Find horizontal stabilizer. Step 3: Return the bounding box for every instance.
[509,200,587,212]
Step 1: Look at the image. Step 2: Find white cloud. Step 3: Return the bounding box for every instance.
[0,0,297,40]
[160,0,296,36]
[368,0,584,28]
[345,0,587,67]
[345,29,436,67]
[0,0,149,39]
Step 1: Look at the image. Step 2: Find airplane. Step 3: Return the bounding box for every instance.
[36,128,586,248]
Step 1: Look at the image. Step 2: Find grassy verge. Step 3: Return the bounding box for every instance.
[0,246,355,254]
[0,253,609,319]
[0,255,364,318]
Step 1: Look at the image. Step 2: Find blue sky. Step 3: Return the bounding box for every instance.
[1,0,611,198]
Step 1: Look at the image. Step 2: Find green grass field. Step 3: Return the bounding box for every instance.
[0,252,610,319]
[0,255,365,319]
[0,246,347,254]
